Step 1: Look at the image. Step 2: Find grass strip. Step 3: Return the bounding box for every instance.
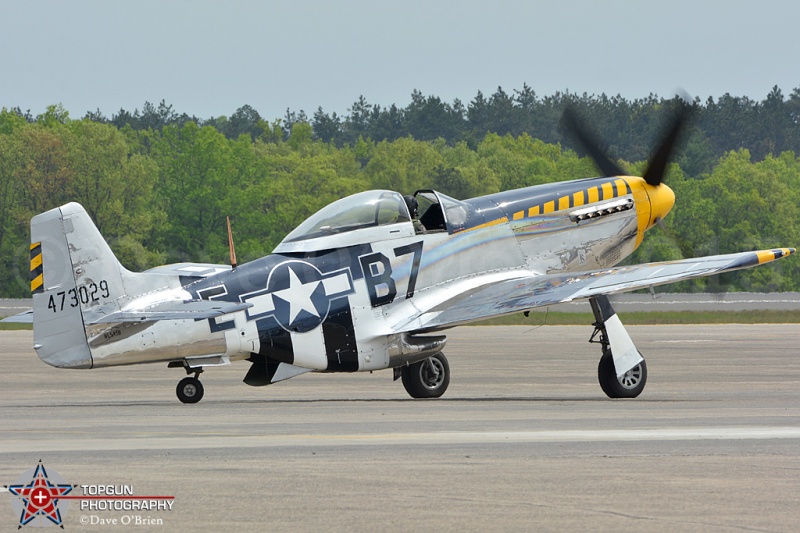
[478,309,800,326]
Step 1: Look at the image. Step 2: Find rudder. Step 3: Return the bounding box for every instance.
[32,204,93,368]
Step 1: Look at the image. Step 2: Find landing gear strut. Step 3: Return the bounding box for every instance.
[401,352,450,398]
[589,296,647,398]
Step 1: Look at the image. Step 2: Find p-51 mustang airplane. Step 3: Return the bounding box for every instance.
[3,106,795,403]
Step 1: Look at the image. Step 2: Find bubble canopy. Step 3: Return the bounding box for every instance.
[275,190,414,252]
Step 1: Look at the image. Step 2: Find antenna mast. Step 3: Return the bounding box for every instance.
[227,216,238,269]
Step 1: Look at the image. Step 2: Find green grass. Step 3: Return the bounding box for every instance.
[477,309,800,326]
[0,322,32,330]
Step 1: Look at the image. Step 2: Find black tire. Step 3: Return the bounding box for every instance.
[176,377,204,404]
[401,353,450,398]
[597,348,647,399]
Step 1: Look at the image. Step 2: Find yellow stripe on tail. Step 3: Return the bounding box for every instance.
[30,242,43,294]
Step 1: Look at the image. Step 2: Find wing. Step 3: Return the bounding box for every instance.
[395,248,795,332]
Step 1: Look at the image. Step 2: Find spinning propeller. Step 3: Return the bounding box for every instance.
[561,98,693,186]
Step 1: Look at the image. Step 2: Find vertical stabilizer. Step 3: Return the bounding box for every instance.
[30,203,163,368]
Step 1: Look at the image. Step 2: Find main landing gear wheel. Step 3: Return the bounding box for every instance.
[176,376,204,404]
[402,353,450,398]
[597,348,647,399]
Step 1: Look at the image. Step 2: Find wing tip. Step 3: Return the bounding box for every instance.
[0,309,33,323]
[758,248,795,264]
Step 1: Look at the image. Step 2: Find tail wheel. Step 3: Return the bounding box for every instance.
[176,376,204,404]
[401,353,450,399]
[598,348,647,399]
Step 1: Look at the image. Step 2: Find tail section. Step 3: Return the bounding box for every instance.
[31,203,163,368]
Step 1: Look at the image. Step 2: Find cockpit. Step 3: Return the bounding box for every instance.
[414,190,476,233]
[273,189,483,253]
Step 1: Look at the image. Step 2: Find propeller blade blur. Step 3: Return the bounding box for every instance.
[642,104,692,186]
[560,107,625,177]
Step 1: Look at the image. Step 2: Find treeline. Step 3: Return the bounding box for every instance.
[8,84,799,177]
[1,86,799,297]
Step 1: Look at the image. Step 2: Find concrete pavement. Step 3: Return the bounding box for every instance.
[2,325,800,532]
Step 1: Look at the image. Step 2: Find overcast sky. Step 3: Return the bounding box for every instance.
[2,0,798,121]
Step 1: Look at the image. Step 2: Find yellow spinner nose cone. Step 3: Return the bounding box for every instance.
[646,183,675,228]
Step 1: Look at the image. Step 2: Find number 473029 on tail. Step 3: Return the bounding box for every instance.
[4,105,795,403]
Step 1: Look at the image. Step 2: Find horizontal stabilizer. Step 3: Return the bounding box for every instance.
[1,309,33,323]
[144,262,231,279]
[86,300,252,325]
